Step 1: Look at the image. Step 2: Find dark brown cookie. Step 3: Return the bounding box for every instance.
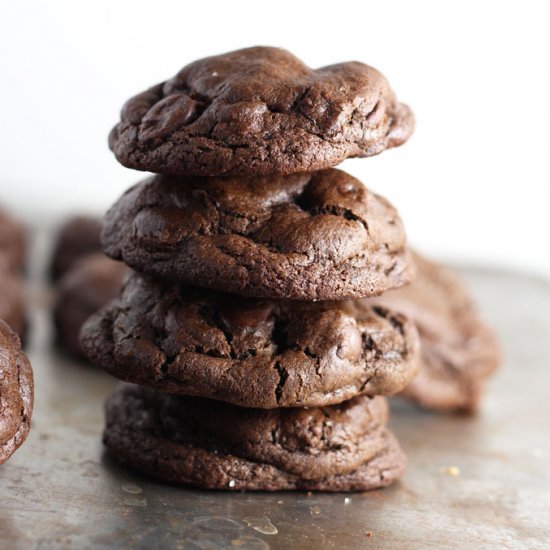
[0,207,26,274]
[53,253,128,359]
[102,169,413,300]
[50,216,102,280]
[109,46,414,177]
[104,384,406,491]
[0,319,33,464]
[81,273,419,408]
[374,252,500,413]
[0,270,27,342]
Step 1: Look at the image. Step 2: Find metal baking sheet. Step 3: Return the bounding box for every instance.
[1,230,549,549]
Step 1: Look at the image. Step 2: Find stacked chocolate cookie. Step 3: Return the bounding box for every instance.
[81,46,423,491]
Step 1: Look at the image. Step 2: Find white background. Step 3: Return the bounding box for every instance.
[1,1,549,277]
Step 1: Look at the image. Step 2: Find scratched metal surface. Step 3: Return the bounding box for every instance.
[1,230,549,550]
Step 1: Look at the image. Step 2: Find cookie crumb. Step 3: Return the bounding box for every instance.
[365,531,373,537]
[441,466,460,476]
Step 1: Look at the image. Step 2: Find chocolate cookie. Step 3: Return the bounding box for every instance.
[81,273,419,408]
[0,320,33,464]
[0,207,26,274]
[374,252,500,413]
[50,216,102,280]
[104,384,406,491]
[109,46,414,177]
[102,169,413,300]
[0,270,27,342]
[54,253,128,359]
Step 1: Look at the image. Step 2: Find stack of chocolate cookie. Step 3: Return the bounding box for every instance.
[82,46,450,491]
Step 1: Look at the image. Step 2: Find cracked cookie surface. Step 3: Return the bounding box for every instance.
[104,384,406,491]
[54,253,128,359]
[102,168,413,300]
[0,320,33,464]
[109,46,414,177]
[80,273,419,408]
[374,252,500,413]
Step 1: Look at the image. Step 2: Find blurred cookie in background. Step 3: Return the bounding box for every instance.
[0,205,28,343]
[50,216,102,281]
[0,206,26,274]
[0,269,27,344]
[53,253,128,359]
[374,251,500,413]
